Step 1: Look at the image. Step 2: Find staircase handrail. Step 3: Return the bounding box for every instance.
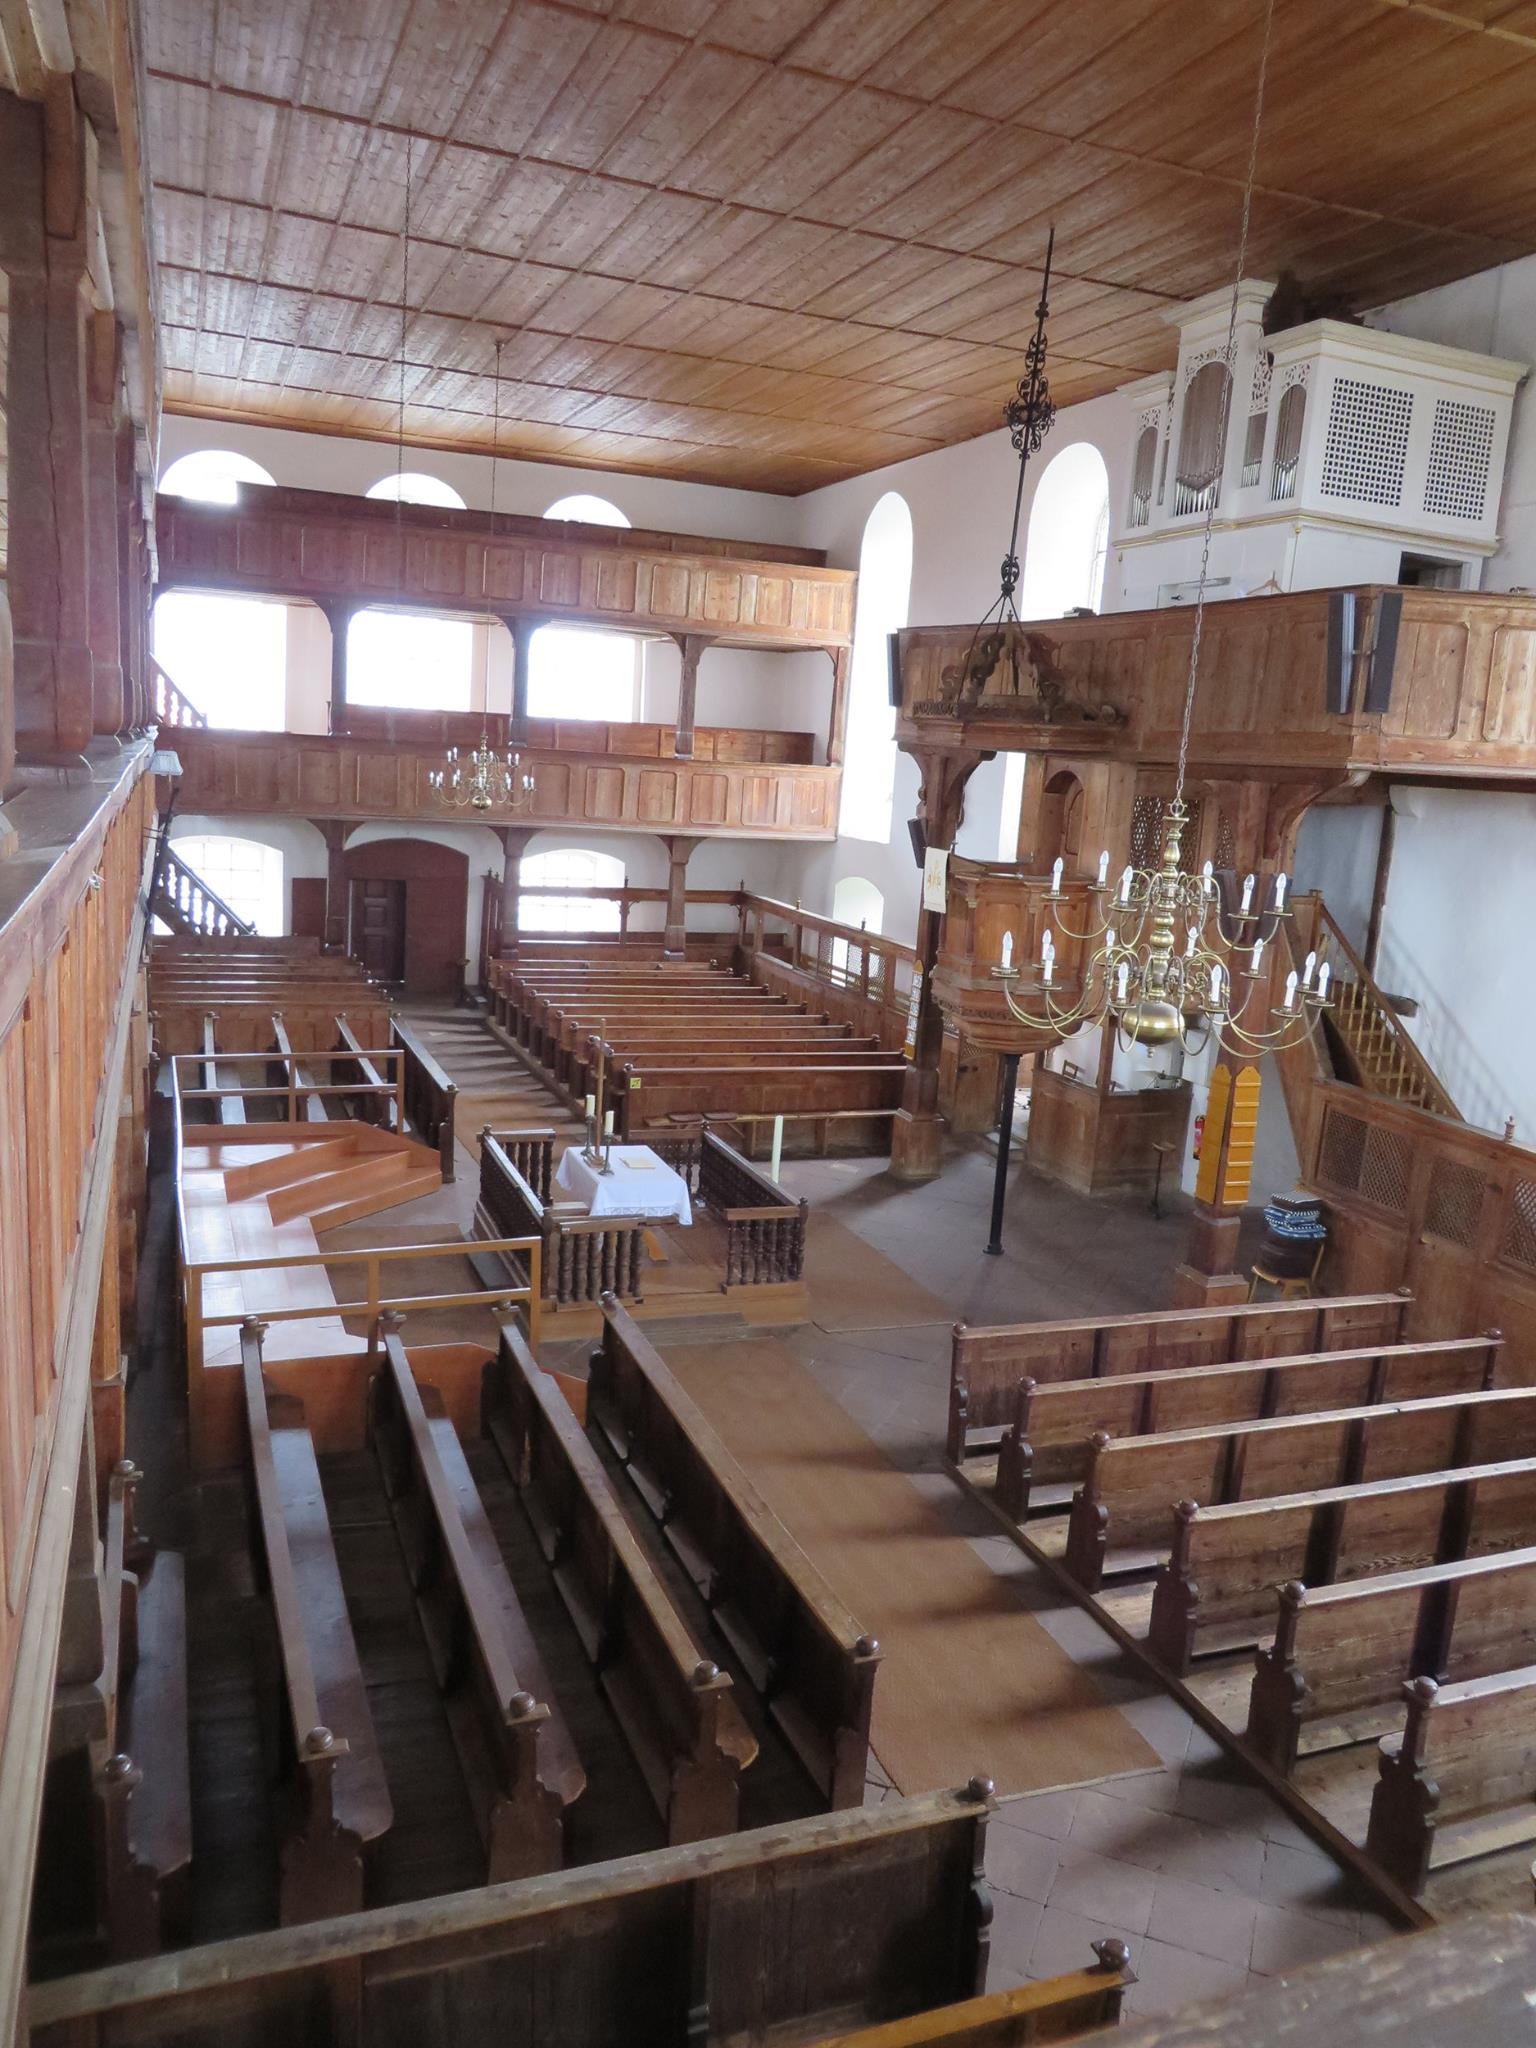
[1293,893,1461,1122]
[155,846,257,939]
[150,657,208,729]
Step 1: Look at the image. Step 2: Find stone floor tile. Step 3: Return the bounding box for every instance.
[1048,1844,1158,1934]
[1173,1764,1280,1832]
[1066,1788,1177,1872]
[1124,1936,1251,2018]
[994,1788,1080,1841]
[1119,1693,1197,1765]
[987,1822,1061,1904]
[1249,1901,1364,1975]
[1152,1813,1267,1893]
[1026,1902,1142,1985]
[985,1891,1046,1987]
[1147,1871,1260,1968]
[1092,1766,1184,1813]
[1254,1841,1362,1927]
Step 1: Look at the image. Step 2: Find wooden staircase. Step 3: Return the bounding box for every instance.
[151,844,256,939]
[1295,899,1461,1119]
[220,1126,444,1233]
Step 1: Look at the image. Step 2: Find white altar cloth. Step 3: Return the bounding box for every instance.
[552,1144,693,1226]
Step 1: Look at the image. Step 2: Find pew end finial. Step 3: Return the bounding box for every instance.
[965,1775,995,1803]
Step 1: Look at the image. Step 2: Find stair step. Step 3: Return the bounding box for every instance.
[266,1149,412,1224]
[306,1166,443,1233]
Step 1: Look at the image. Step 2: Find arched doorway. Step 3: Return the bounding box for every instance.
[1038,770,1084,869]
[344,837,469,994]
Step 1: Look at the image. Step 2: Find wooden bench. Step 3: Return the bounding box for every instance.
[30,1786,996,2048]
[332,1015,397,1129]
[588,1295,881,1807]
[392,1016,458,1179]
[475,1130,648,1310]
[483,1318,758,1841]
[1367,1667,1536,1893]
[1245,1542,1536,1775]
[370,1314,584,1880]
[996,1333,1504,1520]
[810,1941,1133,2046]
[267,1015,329,1123]
[1146,1452,1536,1673]
[1062,1382,1536,1591]
[240,1317,392,1922]
[947,1292,1414,1466]
[82,1461,193,1962]
[617,1058,907,1143]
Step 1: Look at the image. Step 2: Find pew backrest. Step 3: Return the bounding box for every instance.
[589,1295,880,1807]
[1367,1667,1536,1892]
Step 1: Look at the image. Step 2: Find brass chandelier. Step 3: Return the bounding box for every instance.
[992,0,1325,1061]
[429,733,535,812]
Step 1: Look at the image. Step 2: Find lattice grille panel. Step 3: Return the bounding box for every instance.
[1424,1159,1485,1248]
[1214,809,1237,872]
[1502,1179,1536,1272]
[1319,1107,1368,1191]
[1129,797,1203,875]
[1424,398,1496,521]
[1321,378,1413,506]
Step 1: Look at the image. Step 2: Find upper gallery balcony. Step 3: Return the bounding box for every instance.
[893,585,1536,787]
[151,485,858,841]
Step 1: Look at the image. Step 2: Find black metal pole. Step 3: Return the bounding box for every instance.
[985,1051,1022,1256]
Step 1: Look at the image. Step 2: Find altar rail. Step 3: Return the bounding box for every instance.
[476,1132,646,1311]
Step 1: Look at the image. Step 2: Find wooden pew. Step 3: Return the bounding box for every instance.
[588,1295,881,1807]
[1062,1382,1536,1591]
[1245,1543,1536,1775]
[947,1293,1415,1468]
[87,1462,192,1962]
[197,1012,244,1125]
[1366,1667,1536,1893]
[370,1315,584,1880]
[483,1318,758,1841]
[392,1015,458,1179]
[268,1015,328,1123]
[810,1941,1133,2047]
[30,1786,997,2048]
[996,1333,1504,1519]
[333,1014,397,1129]
[616,1058,906,1141]
[239,1317,393,1921]
[1146,1452,1536,1673]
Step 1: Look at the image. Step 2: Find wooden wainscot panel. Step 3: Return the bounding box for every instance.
[538,551,582,608]
[741,774,777,827]
[584,765,626,821]
[356,749,410,812]
[361,528,406,593]
[646,560,692,622]
[703,568,744,626]
[638,769,683,822]
[411,535,468,599]
[295,746,345,809]
[754,575,792,629]
[533,762,573,816]
[1483,625,1536,745]
[685,773,728,827]
[1385,616,1471,740]
[593,555,639,613]
[482,543,525,605]
[234,745,283,808]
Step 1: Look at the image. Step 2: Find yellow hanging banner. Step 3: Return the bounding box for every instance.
[1221,1065,1262,1209]
[1194,1064,1230,1208]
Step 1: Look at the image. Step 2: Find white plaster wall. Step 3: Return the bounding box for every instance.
[157,416,800,548]
[1291,804,1385,955]
[167,814,329,936]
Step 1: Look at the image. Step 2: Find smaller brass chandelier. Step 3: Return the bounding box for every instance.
[430,733,535,812]
[992,797,1331,1057]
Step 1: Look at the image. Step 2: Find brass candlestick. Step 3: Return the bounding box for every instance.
[583,1023,615,1171]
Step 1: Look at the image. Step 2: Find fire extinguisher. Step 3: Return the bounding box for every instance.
[1192,1113,1206,1160]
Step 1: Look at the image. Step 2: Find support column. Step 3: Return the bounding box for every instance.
[826,644,851,766]
[507,614,533,733]
[659,835,699,958]
[496,825,535,967]
[984,1051,1023,1255]
[86,311,127,737]
[673,634,712,759]
[889,746,989,1182]
[4,81,96,763]
[316,820,349,953]
[318,598,356,733]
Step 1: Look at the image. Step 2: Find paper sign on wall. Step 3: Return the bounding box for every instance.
[921,846,950,914]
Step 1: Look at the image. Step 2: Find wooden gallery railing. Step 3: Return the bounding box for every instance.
[736,894,919,1052]
[1305,1083,1536,1362]
[476,1131,646,1311]
[391,1018,458,1180]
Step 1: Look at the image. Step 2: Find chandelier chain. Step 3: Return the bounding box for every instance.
[1174,0,1276,806]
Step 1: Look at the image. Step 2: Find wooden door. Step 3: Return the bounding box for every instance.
[351,879,406,982]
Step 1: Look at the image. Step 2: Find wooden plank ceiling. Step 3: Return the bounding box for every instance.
[141,0,1536,495]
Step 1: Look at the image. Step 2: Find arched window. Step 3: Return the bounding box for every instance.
[172,834,284,935]
[365,471,466,509]
[159,449,275,504]
[543,493,630,527]
[840,492,913,845]
[346,607,474,711]
[829,876,884,981]
[1020,444,1111,618]
[527,625,639,723]
[152,591,287,730]
[518,848,625,933]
